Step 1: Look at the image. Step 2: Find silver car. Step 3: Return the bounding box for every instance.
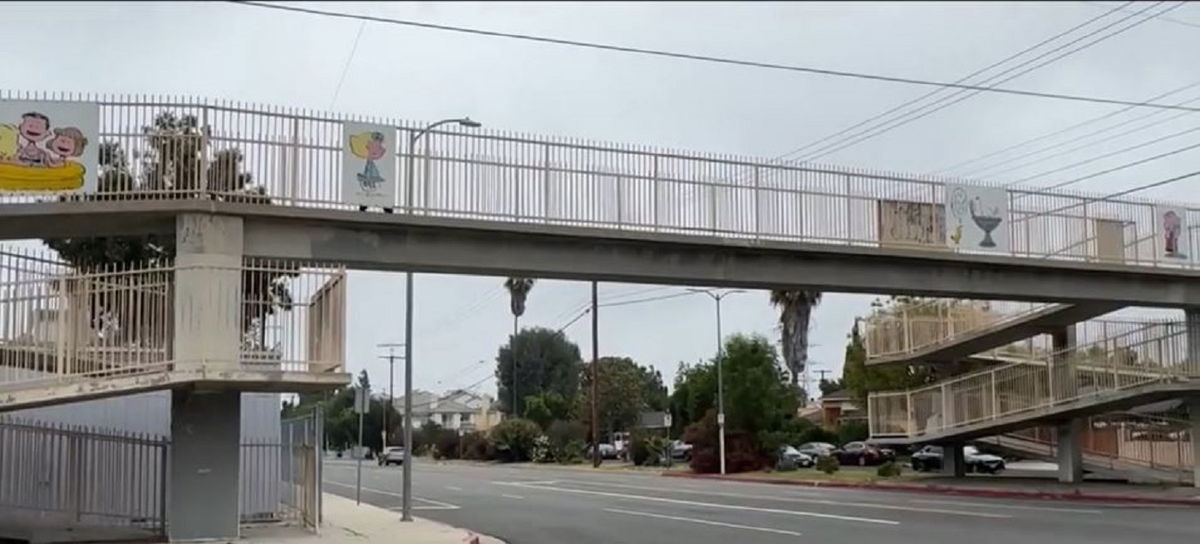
[378,446,405,466]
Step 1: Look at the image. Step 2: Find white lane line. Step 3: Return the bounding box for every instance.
[554,478,1010,519]
[501,494,526,500]
[497,482,899,525]
[604,508,803,536]
[909,498,1103,515]
[323,480,461,510]
[445,486,463,491]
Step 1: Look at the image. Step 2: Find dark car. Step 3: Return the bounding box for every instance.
[796,441,837,458]
[910,445,1006,474]
[833,441,895,466]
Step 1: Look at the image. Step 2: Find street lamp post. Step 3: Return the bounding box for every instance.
[401,117,482,522]
[377,343,405,447]
[687,288,745,476]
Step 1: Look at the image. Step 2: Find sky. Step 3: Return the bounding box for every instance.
[4,1,1198,401]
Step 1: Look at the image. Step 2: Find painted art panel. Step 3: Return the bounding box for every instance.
[341,122,397,208]
[944,183,1009,253]
[0,100,99,193]
[1154,205,1190,263]
[878,200,946,248]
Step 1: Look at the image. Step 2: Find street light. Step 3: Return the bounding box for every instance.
[377,343,405,448]
[401,117,482,522]
[687,288,746,476]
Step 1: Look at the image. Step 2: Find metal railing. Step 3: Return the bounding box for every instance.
[869,320,1196,439]
[3,92,1198,270]
[241,407,323,530]
[0,417,167,535]
[863,299,1054,360]
[983,412,1193,483]
[0,248,346,396]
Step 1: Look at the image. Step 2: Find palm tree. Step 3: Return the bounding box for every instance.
[503,277,536,415]
[770,290,822,395]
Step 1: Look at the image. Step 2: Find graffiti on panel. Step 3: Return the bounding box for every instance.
[0,101,99,192]
[1155,205,1190,262]
[877,200,946,248]
[945,183,1009,253]
[341,122,397,208]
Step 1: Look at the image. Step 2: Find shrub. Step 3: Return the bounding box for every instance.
[837,421,869,445]
[630,431,671,466]
[433,429,461,460]
[816,455,840,474]
[644,435,671,466]
[490,418,542,462]
[531,435,552,463]
[682,410,765,473]
[546,420,587,464]
[460,431,494,460]
[876,461,902,478]
[775,456,798,472]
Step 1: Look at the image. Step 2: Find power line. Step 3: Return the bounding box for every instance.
[1024,168,1200,220]
[1025,139,1200,191]
[328,21,366,109]
[229,0,1200,113]
[1004,124,1200,187]
[769,1,1136,164]
[958,89,1200,178]
[934,79,1200,176]
[785,2,1181,164]
[1080,0,1200,29]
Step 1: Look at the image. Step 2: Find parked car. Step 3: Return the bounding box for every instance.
[910,445,1006,474]
[833,441,895,466]
[777,445,815,468]
[378,446,405,466]
[670,440,693,460]
[796,441,837,458]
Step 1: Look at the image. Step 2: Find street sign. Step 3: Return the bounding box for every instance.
[354,387,370,414]
[717,413,725,426]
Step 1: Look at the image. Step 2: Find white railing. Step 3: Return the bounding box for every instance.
[0,249,345,394]
[2,92,1198,271]
[863,299,1055,360]
[869,320,1196,439]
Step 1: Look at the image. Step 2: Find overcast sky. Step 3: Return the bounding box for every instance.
[5,1,1196,401]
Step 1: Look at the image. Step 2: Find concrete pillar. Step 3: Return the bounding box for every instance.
[1056,418,1084,484]
[1189,398,1200,489]
[168,214,245,541]
[1050,326,1076,401]
[168,390,241,541]
[1185,309,1200,377]
[942,443,966,478]
[172,214,244,369]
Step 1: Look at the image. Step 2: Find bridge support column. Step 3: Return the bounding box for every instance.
[1050,326,1076,402]
[1056,418,1084,484]
[168,214,245,541]
[1189,398,1200,489]
[942,443,966,477]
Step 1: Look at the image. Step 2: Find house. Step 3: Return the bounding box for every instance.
[819,389,865,429]
[395,389,502,432]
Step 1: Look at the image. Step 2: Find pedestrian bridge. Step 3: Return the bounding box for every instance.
[0,93,1196,306]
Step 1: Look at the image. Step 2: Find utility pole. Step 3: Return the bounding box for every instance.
[378,343,405,448]
[591,281,600,468]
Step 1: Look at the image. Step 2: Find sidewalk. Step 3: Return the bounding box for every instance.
[241,494,503,544]
[664,471,1200,505]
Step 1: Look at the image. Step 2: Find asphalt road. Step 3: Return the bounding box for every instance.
[323,459,1200,544]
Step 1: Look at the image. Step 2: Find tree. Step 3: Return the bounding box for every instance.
[522,391,573,429]
[842,320,935,405]
[495,327,582,416]
[769,290,822,388]
[669,361,716,437]
[819,378,845,397]
[43,112,295,349]
[578,357,668,439]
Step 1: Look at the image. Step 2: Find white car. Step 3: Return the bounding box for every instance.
[378,446,405,466]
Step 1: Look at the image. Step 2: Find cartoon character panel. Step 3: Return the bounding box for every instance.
[0,101,99,192]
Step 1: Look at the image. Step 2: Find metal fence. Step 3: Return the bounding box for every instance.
[241,407,323,530]
[863,299,1054,360]
[3,92,1198,270]
[0,248,346,394]
[0,417,167,535]
[869,319,1196,439]
[0,406,324,537]
[982,412,1193,484]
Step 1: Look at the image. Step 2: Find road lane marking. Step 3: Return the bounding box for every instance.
[497,481,899,525]
[604,508,803,536]
[909,498,1103,515]
[445,486,463,491]
[553,478,1010,519]
[323,480,461,510]
[501,494,526,500]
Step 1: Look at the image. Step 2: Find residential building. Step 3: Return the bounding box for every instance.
[395,389,502,432]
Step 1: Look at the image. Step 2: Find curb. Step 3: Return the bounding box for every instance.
[661,472,1200,506]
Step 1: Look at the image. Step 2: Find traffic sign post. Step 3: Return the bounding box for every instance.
[354,386,369,504]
